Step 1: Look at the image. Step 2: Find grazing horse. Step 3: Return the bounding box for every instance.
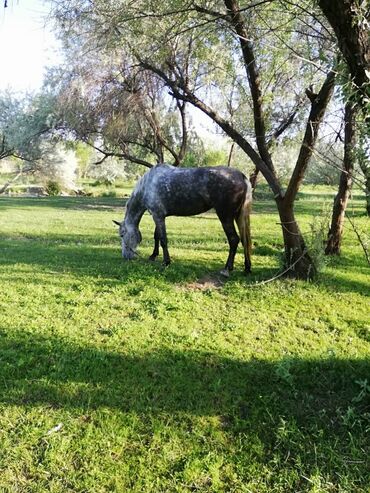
[114,164,252,276]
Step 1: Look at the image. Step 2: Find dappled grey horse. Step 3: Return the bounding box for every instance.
[114,164,252,276]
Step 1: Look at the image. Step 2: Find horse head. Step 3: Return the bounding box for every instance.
[113,220,142,260]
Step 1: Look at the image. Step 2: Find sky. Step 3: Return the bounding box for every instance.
[0,0,59,92]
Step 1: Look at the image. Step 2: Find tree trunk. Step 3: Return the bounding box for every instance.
[326,103,358,254]
[364,172,370,217]
[276,197,316,279]
[357,135,370,216]
[227,142,235,167]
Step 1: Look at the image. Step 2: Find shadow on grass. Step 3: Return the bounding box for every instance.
[319,270,370,296]
[0,329,368,418]
[0,329,368,488]
[1,230,369,293]
[0,195,367,290]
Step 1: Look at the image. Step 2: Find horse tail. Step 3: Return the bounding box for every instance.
[236,177,252,272]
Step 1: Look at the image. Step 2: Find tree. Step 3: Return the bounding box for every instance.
[325,102,358,254]
[357,129,370,216]
[0,90,56,193]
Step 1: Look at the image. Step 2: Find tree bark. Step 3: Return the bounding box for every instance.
[227,142,235,167]
[224,0,274,171]
[326,103,358,254]
[249,167,259,191]
[285,71,336,205]
[363,169,370,216]
[276,197,316,279]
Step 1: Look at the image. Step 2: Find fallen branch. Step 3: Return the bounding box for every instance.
[0,172,22,195]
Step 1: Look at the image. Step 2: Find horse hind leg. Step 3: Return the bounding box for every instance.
[218,215,240,277]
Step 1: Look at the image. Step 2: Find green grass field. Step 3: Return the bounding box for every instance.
[0,188,369,492]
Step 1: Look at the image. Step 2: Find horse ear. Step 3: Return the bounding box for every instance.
[112,220,121,227]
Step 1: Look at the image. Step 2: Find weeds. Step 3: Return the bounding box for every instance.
[306,205,331,273]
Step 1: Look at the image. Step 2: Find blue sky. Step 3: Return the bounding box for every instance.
[0,0,59,91]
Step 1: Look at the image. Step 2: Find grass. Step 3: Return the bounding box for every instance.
[0,186,369,492]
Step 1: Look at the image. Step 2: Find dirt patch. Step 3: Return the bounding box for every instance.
[184,272,227,290]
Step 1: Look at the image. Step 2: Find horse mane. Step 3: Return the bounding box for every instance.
[126,169,151,208]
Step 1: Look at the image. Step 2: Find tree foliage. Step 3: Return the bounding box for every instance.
[48,46,191,168]
[0,90,54,162]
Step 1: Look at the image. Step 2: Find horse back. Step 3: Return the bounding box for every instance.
[146,165,248,217]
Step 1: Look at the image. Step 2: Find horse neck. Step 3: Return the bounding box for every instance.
[125,191,146,227]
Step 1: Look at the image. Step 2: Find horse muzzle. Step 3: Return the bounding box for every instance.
[122,247,136,260]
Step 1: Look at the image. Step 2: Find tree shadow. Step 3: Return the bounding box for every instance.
[2,228,369,294]
[0,328,368,491]
[1,329,368,420]
[320,269,370,296]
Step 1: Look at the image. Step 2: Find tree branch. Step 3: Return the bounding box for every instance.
[224,0,274,171]
[89,143,153,168]
[193,0,275,19]
[318,0,370,114]
[174,98,188,166]
[267,102,302,148]
[0,171,22,195]
[285,69,336,205]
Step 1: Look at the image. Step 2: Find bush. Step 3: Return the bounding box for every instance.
[45,180,62,196]
[101,190,117,198]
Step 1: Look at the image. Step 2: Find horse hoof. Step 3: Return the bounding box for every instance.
[219,269,230,278]
[148,255,156,262]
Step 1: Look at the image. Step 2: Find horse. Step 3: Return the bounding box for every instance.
[113,164,252,276]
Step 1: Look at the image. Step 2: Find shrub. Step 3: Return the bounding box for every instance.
[45,180,62,196]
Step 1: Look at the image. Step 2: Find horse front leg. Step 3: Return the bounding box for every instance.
[153,216,171,266]
[219,218,239,277]
[149,226,160,261]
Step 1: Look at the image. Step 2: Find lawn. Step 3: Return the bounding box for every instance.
[0,187,369,492]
